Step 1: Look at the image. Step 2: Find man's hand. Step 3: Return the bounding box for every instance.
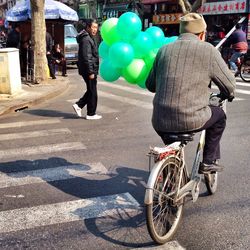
[89,74,95,79]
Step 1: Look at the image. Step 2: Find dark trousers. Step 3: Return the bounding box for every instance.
[76,74,98,116]
[199,106,226,164]
[54,59,67,75]
[47,54,55,78]
[158,106,226,164]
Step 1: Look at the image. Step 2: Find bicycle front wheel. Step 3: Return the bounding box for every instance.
[240,62,250,82]
[204,172,218,195]
[145,156,186,244]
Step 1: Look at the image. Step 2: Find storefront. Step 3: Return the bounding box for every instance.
[141,0,182,35]
[198,0,249,44]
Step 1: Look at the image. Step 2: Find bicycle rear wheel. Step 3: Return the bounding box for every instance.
[240,62,250,82]
[204,172,218,195]
[145,156,186,244]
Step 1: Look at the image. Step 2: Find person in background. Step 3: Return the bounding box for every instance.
[146,13,236,174]
[72,19,101,120]
[6,23,21,49]
[46,31,56,79]
[51,43,67,77]
[226,23,248,77]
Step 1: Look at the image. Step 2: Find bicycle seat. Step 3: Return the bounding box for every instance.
[162,133,194,144]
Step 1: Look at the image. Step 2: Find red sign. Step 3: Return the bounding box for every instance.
[199,0,247,15]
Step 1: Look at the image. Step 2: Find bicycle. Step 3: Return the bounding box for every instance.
[238,52,250,82]
[144,93,226,244]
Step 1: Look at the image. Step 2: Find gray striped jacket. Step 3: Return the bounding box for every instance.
[146,33,236,133]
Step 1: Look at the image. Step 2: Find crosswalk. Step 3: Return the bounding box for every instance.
[68,79,249,116]
[0,112,144,248]
[0,78,249,249]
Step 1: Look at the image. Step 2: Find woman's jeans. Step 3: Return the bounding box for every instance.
[229,51,244,71]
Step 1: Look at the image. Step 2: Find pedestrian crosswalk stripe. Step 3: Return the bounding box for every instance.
[236,81,250,87]
[0,142,86,159]
[0,128,71,141]
[131,241,185,250]
[99,81,154,96]
[0,162,108,188]
[98,90,152,109]
[235,88,250,95]
[68,99,118,113]
[0,119,61,129]
[0,192,140,234]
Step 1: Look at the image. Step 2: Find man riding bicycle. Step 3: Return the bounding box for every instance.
[226,23,248,77]
[146,13,236,174]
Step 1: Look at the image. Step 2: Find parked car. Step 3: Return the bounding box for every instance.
[64,24,78,64]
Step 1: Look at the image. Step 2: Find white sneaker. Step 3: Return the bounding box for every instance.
[72,104,82,117]
[86,114,102,120]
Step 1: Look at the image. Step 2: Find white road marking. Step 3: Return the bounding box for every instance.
[0,162,108,188]
[236,81,250,87]
[99,81,154,96]
[0,128,71,141]
[132,241,185,250]
[0,142,86,159]
[0,119,61,129]
[98,90,152,109]
[68,99,118,113]
[0,192,140,234]
[211,85,245,100]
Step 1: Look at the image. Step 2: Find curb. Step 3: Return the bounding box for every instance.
[0,78,70,116]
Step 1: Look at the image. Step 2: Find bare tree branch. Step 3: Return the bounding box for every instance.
[191,0,207,13]
[178,0,192,13]
[177,0,207,13]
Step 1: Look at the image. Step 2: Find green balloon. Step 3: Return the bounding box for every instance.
[117,12,142,42]
[122,59,148,84]
[100,18,121,46]
[164,36,178,45]
[131,31,153,58]
[137,80,146,89]
[146,26,165,48]
[109,42,134,68]
[98,41,110,59]
[144,49,157,69]
[100,59,121,82]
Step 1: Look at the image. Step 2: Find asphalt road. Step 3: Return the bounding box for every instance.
[0,67,249,250]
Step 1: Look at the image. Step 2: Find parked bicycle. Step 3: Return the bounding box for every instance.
[144,93,226,244]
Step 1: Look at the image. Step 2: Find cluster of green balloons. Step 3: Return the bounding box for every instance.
[99,12,178,88]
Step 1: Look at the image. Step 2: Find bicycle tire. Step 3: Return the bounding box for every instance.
[240,62,250,82]
[145,155,186,244]
[204,172,218,195]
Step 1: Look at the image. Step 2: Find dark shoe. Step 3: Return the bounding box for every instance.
[198,162,224,174]
[234,71,240,77]
[52,76,56,79]
[62,74,68,77]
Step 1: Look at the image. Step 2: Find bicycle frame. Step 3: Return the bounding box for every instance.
[144,130,206,205]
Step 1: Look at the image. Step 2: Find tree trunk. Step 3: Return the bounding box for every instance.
[30,0,47,84]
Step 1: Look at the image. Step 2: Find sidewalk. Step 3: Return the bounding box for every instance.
[0,77,69,116]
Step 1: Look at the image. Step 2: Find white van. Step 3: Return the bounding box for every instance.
[64,24,78,64]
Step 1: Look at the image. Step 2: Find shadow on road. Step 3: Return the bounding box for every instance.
[24,109,79,119]
[0,157,153,248]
